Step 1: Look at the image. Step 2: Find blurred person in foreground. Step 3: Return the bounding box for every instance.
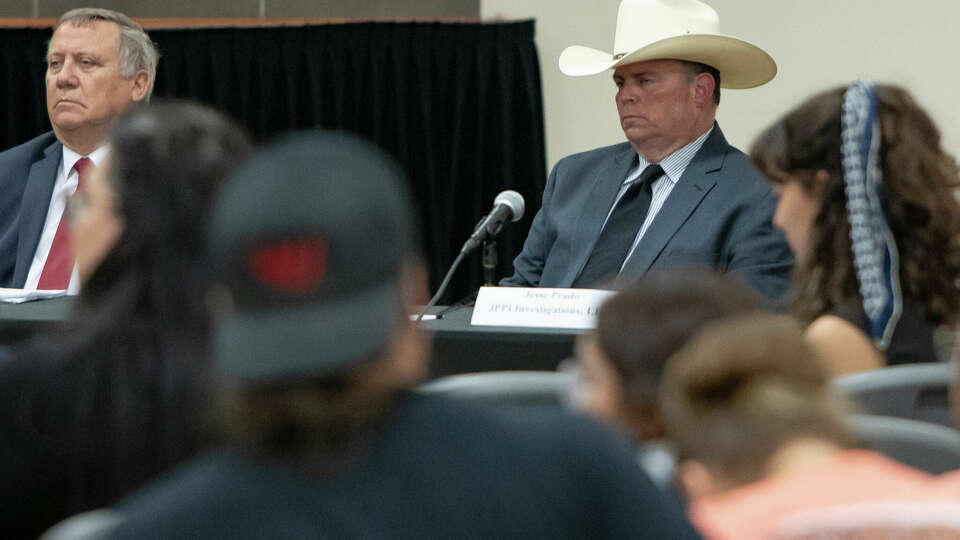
[569,269,763,490]
[751,81,960,374]
[0,8,157,291]
[104,132,700,539]
[663,314,960,539]
[0,102,251,537]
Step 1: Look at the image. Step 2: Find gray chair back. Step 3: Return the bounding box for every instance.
[41,509,123,540]
[848,414,960,474]
[832,363,955,427]
[417,370,573,410]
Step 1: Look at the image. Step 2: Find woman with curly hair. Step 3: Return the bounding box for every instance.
[750,82,960,374]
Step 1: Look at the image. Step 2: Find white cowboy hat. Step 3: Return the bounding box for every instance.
[559,0,776,89]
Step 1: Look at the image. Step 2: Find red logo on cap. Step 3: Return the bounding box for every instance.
[246,237,327,294]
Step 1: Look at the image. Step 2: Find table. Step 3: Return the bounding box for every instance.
[0,298,582,378]
[420,305,581,377]
[0,296,72,343]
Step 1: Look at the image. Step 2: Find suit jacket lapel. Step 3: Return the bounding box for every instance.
[619,126,727,278]
[567,147,638,285]
[13,140,62,286]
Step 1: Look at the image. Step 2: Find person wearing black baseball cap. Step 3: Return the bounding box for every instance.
[104,132,699,539]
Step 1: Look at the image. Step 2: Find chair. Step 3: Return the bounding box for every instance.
[832,362,955,427]
[416,370,573,410]
[41,509,123,540]
[848,414,960,474]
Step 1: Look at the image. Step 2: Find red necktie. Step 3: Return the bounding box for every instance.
[37,157,93,290]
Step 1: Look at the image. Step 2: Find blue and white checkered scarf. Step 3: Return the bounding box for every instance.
[841,80,902,350]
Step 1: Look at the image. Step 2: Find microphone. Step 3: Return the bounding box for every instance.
[460,190,525,255]
[415,190,525,322]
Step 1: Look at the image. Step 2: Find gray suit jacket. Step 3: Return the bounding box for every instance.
[501,125,793,301]
[0,132,63,288]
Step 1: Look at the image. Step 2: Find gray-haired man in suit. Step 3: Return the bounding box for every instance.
[0,8,156,290]
[502,0,792,301]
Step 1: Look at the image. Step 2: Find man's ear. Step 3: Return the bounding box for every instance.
[130,70,150,102]
[692,72,716,108]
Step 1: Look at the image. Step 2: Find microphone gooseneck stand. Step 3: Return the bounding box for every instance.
[415,250,468,322]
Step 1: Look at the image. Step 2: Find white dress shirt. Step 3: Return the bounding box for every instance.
[23,145,107,293]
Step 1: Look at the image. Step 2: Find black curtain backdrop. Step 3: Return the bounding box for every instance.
[0,21,546,303]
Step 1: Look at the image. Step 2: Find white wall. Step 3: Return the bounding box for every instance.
[482,0,960,172]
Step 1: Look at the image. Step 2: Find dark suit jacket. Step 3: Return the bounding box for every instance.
[0,132,62,288]
[501,125,793,301]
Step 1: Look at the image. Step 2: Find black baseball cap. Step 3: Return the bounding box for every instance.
[206,131,419,382]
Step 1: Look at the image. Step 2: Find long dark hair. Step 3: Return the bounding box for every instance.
[751,84,960,326]
[12,101,251,516]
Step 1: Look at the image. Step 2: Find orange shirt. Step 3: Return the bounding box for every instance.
[689,450,960,539]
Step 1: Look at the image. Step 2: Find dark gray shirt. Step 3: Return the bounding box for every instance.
[107,392,701,539]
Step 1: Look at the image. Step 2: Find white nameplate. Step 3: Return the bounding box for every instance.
[471,286,615,329]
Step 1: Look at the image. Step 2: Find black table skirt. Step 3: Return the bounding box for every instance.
[0,298,580,378]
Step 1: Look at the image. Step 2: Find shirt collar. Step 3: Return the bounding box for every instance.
[60,144,109,179]
[627,125,714,186]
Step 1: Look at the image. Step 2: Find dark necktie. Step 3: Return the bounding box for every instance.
[37,157,93,290]
[573,163,663,288]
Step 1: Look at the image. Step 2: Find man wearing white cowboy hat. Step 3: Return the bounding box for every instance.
[501,0,792,301]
